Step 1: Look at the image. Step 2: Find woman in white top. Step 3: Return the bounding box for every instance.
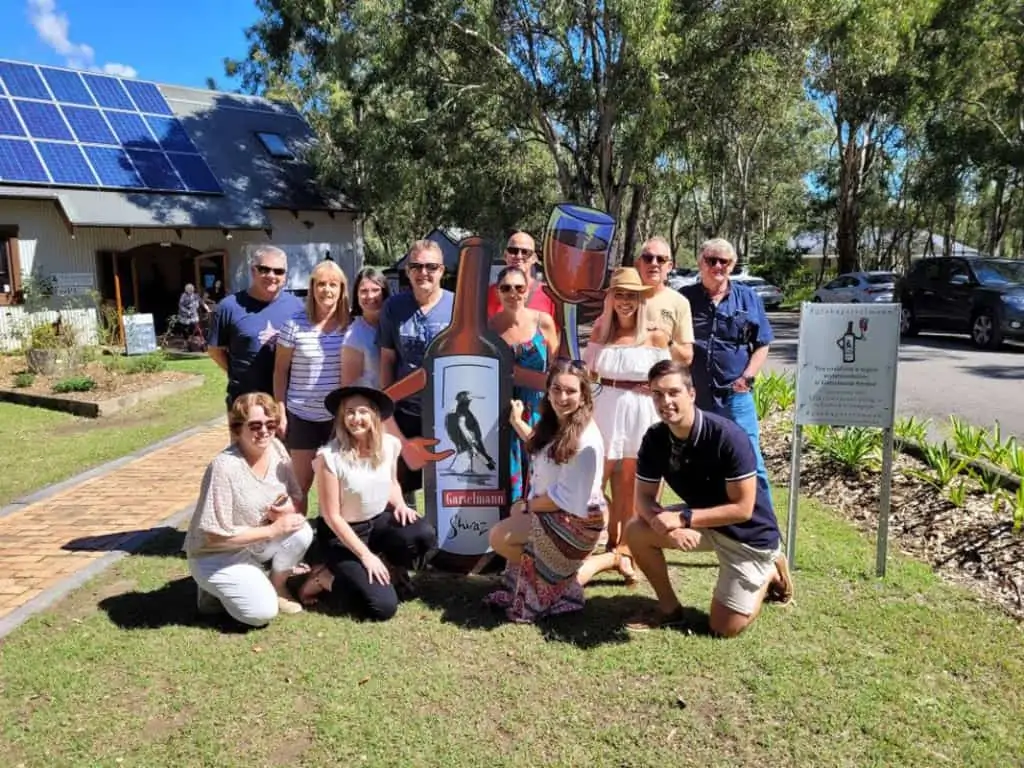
[298,385,434,621]
[184,392,313,626]
[578,267,670,587]
[485,359,606,623]
[273,260,350,507]
[340,266,390,389]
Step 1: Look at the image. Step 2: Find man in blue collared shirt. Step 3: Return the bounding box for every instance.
[681,238,773,494]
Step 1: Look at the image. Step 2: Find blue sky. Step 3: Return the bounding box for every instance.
[0,0,259,89]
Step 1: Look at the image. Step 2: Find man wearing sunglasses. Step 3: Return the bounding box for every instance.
[485,231,556,320]
[208,245,303,410]
[637,237,694,365]
[378,240,455,500]
[680,238,774,494]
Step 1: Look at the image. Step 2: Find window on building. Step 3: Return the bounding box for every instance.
[255,132,293,159]
[0,227,21,306]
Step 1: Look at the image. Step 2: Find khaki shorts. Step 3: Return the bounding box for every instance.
[696,529,780,616]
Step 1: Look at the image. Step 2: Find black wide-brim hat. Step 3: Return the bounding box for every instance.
[324,386,395,421]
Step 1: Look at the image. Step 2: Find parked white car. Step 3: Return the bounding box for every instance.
[667,268,700,291]
[732,275,784,309]
[812,271,897,303]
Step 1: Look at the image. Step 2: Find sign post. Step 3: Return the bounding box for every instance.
[788,303,901,577]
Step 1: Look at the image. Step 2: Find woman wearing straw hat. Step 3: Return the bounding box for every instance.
[577,267,671,587]
[298,385,434,621]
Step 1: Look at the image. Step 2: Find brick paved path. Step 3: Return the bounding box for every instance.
[0,424,227,622]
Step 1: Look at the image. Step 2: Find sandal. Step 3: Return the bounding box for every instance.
[766,554,795,605]
[625,604,687,632]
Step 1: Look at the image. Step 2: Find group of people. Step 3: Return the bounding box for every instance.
[183,232,793,638]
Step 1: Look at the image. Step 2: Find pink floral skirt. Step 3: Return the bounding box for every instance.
[485,506,605,623]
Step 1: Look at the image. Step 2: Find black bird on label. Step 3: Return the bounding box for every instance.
[445,390,496,474]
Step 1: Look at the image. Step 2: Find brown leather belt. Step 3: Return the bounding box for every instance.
[597,377,648,392]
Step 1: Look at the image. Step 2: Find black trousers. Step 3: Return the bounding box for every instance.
[317,509,434,621]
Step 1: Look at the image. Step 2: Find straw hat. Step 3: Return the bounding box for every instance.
[607,267,652,294]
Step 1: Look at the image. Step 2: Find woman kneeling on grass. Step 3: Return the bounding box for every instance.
[485,359,606,623]
[298,386,435,621]
[184,392,313,627]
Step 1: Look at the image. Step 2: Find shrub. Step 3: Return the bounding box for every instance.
[13,371,35,388]
[52,376,96,393]
[123,352,167,374]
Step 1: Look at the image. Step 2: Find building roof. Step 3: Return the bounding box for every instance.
[0,76,356,230]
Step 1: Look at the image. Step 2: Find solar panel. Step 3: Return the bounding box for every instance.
[0,138,49,183]
[0,99,24,137]
[124,80,173,116]
[0,62,50,100]
[82,73,134,110]
[61,105,116,145]
[14,100,73,141]
[36,142,97,185]
[39,67,94,105]
[0,59,223,195]
[84,146,144,188]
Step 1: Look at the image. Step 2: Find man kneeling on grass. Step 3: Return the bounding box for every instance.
[624,359,794,637]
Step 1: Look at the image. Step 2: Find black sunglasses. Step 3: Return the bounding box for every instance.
[703,255,731,267]
[639,252,671,265]
[506,246,534,257]
[255,264,286,276]
[408,262,443,273]
[499,283,528,294]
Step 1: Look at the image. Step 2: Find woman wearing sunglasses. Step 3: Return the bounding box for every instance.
[485,359,606,623]
[184,392,313,627]
[297,385,434,621]
[577,267,671,588]
[487,266,559,503]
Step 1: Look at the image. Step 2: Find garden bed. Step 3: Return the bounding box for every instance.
[0,353,202,417]
[761,412,1024,620]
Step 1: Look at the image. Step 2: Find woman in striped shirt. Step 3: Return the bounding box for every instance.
[273,260,350,507]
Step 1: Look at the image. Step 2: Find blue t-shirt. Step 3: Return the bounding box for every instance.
[680,281,774,411]
[635,409,780,549]
[209,289,304,402]
[376,290,454,416]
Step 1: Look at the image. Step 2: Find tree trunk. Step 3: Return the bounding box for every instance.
[621,183,647,267]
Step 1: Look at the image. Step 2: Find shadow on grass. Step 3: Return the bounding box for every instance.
[411,571,713,647]
[97,576,260,634]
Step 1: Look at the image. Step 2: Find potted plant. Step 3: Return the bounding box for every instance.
[24,318,77,375]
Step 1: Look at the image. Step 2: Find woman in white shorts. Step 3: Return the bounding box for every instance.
[578,267,670,586]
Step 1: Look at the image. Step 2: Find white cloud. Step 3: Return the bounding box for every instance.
[26,0,138,78]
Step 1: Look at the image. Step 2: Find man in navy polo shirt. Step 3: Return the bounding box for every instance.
[624,359,793,637]
[208,245,303,410]
[681,238,773,494]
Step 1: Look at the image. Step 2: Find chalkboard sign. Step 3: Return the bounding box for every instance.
[123,313,158,356]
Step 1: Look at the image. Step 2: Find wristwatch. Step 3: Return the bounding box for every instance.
[679,506,693,528]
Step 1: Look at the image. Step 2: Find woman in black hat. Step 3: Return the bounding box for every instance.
[297,385,435,620]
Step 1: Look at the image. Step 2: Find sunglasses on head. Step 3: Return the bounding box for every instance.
[703,255,731,267]
[408,262,442,273]
[639,252,671,265]
[255,265,286,276]
[499,283,528,294]
[245,419,278,433]
[506,246,534,257]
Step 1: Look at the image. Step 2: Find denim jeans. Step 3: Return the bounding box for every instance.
[714,391,771,496]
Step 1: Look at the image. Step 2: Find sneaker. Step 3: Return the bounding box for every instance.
[277,595,304,614]
[196,586,223,616]
[625,605,687,632]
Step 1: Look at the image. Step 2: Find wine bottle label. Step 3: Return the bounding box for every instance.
[430,354,506,556]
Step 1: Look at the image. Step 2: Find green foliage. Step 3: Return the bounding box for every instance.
[52,376,96,393]
[995,486,1024,532]
[125,353,167,375]
[753,371,796,420]
[894,415,930,449]
[980,421,1013,468]
[969,465,1005,496]
[804,426,882,473]
[906,442,967,490]
[947,479,968,508]
[13,371,35,388]
[948,415,986,461]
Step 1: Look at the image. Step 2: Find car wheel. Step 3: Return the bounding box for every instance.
[971,311,1003,350]
[900,305,919,337]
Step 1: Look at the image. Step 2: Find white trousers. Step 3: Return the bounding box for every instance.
[188,523,313,627]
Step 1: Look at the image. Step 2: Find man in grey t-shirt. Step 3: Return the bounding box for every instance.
[378,240,454,497]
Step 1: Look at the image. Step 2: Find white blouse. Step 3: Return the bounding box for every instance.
[528,420,606,517]
[317,434,401,523]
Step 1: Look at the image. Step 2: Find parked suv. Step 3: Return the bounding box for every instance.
[896,257,1024,349]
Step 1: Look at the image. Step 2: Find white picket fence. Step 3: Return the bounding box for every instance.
[0,306,100,352]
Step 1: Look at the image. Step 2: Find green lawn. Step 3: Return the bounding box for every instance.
[1,491,1021,767]
[0,358,225,506]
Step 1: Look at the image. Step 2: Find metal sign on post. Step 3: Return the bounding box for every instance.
[787,302,901,577]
